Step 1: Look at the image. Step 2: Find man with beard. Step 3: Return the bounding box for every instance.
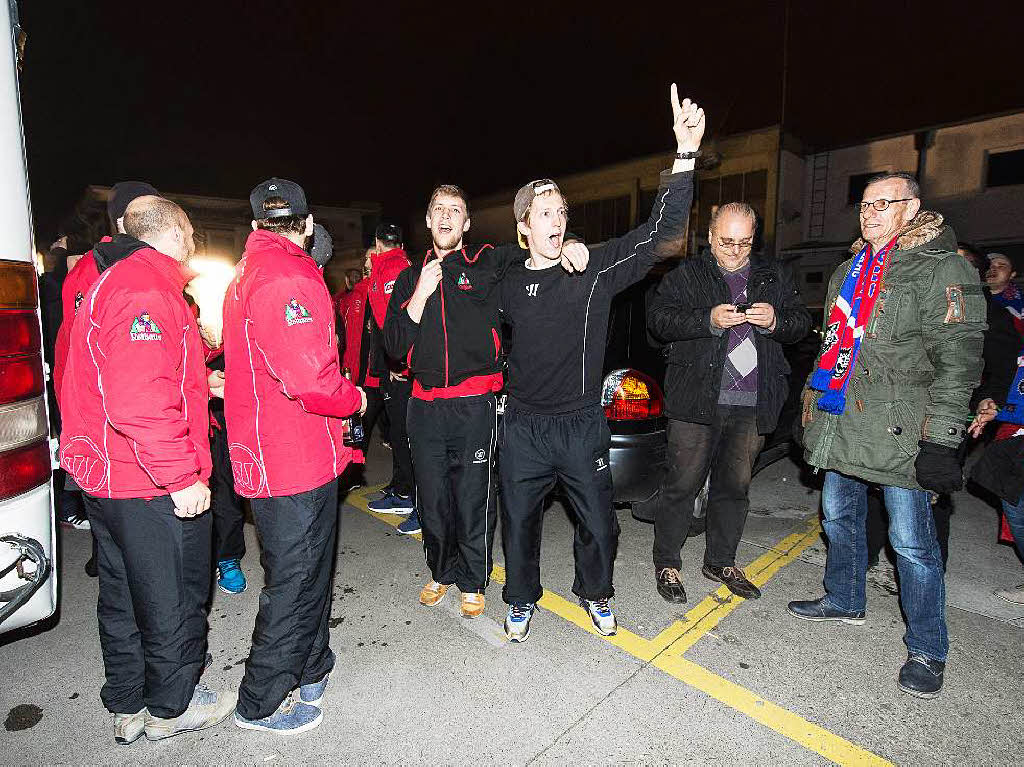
[383,186,587,618]
[497,86,703,641]
[59,196,235,744]
[795,172,986,698]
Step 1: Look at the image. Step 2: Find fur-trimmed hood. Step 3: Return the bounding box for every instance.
[849,210,945,254]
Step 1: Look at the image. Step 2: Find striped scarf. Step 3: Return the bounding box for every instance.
[810,237,896,414]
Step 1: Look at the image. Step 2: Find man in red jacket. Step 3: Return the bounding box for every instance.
[223,178,366,735]
[58,196,235,745]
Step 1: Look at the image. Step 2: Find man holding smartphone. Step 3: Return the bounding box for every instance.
[643,201,810,604]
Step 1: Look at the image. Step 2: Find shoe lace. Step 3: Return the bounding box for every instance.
[658,568,682,584]
[721,566,746,581]
[591,598,612,616]
[219,558,240,573]
[509,603,533,619]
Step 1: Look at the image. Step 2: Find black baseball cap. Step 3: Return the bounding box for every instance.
[375,222,402,244]
[250,177,309,220]
[108,181,159,221]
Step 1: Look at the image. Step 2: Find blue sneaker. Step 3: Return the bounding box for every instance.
[217,558,246,594]
[234,692,323,734]
[397,510,421,535]
[299,673,329,707]
[368,492,414,515]
[504,603,536,642]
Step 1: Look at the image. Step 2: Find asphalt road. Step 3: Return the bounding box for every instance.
[1,443,1021,765]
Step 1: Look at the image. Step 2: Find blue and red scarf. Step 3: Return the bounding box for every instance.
[810,237,896,414]
[991,283,1024,336]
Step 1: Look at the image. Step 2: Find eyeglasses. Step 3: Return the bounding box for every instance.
[716,238,753,251]
[858,198,913,213]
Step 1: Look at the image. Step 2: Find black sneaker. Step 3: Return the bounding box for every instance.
[787,597,865,625]
[898,654,944,698]
[655,568,687,603]
[702,564,761,599]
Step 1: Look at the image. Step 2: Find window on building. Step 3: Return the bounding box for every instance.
[695,170,767,240]
[987,148,1024,188]
[569,195,630,243]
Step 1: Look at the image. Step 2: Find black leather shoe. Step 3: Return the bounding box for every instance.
[787,597,865,625]
[702,564,761,599]
[655,568,687,603]
[84,555,98,578]
[898,654,944,698]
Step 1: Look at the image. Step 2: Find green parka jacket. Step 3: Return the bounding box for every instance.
[800,211,986,489]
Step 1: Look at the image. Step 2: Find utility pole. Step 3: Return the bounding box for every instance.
[773,0,791,257]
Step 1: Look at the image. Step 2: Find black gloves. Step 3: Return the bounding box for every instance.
[310,223,333,267]
[915,441,963,493]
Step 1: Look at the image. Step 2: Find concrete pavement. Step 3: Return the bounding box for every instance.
[1,445,1021,765]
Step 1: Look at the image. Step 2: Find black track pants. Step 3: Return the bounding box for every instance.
[210,426,245,562]
[499,405,618,605]
[407,394,497,593]
[87,494,211,718]
[383,377,415,498]
[236,478,338,720]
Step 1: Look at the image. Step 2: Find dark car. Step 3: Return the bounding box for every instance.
[599,271,817,525]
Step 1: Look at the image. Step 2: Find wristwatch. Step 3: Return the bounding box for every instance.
[675,150,701,160]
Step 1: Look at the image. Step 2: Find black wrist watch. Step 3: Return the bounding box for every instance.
[675,150,701,160]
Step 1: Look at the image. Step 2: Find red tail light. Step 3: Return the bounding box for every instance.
[0,310,40,356]
[601,368,664,420]
[0,355,45,406]
[0,439,50,501]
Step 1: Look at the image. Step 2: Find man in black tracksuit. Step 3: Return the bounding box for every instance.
[383,185,588,618]
[497,87,705,642]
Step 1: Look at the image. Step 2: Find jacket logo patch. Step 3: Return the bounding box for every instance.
[229,443,266,496]
[129,310,162,341]
[822,321,840,351]
[458,272,473,291]
[74,291,84,313]
[944,284,965,324]
[526,283,539,297]
[473,448,487,463]
[384,279,395,295]
[595,456,609,472]
[285,298,313,326]
[59,436,107,493]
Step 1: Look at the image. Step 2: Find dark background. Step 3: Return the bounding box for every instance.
[19,0,1021,243]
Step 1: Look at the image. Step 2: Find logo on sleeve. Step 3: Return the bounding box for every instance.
[129,310,162,341]
[384,279,395,294]
[74,291,84,313]
[285,298,313,326]
[458,272,473,291]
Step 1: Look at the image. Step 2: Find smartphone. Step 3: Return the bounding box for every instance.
[733,302,752,313]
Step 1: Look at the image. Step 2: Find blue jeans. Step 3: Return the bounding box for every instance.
[1001,494,1024,561]
[821,471,948,662]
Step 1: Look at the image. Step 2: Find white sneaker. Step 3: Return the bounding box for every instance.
[994,583,1024,605]
[113,708,147,745]
[60,513,91,531]
[504,603,536,642]
[580,598,617,636]
[144,683,237,741]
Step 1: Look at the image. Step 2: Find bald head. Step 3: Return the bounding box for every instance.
[123,196,195,264]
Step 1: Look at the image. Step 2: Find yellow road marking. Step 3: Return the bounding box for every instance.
[345,484,890,766]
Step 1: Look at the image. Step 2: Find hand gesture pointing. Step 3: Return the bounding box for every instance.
[671,83,705,153]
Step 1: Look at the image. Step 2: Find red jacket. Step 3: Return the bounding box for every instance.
[53,243,104,407]
[222,229,363,499]
[337,281,378,387]
[366,247,411,378]
[58,243,211,499]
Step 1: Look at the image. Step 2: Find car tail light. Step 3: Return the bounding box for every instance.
[0,260,50,500]
[601,368,664,420]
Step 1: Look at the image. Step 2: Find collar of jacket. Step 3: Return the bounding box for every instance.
[371,247,407,268]
[245,228,314,263]
[93,233,149,273]
[848,210,946,255]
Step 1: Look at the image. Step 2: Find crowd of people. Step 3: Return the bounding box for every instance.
[37,81,1024,746]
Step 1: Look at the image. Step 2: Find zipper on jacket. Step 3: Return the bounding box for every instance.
[439,278,449,386]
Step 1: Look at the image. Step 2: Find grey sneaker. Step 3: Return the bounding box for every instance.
[113,708,147,745]
[144,683,237,741]
[504,603,536,643]
[299,673,329,707]
[234,691,323,734]
[580,597,617,636]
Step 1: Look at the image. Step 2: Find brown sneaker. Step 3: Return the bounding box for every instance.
[461,591,485,618]
[419,580,451,606]
[702,564,761,599]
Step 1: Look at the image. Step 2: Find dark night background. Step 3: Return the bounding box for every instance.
[18,0,1021,243]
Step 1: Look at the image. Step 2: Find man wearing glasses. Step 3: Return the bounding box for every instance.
[645,202,809,604]
[793,172,985,698]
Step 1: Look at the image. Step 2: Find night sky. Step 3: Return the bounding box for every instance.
[19,1,1021,243]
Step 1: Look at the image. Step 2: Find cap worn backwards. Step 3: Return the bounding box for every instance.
[250,177,309,220]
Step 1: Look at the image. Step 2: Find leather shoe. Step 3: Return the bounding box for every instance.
[702,564,761,599]
[898,654,944,698]
[655,568,687,603]
[787,597,865,625]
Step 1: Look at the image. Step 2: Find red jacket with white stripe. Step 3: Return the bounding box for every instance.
[222,229,363,499]
[337,281,378,387]
[58,242,212,499]
[53,243,103,408]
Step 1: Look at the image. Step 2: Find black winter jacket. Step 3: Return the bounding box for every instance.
[647,250,810,433]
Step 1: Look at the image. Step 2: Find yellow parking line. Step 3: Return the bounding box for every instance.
[345,484,890,766]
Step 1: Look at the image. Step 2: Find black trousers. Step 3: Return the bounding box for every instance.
[383,377,415,498]
[237,478,338,720]
[360,386,385,453]
[87,493,211,718]
[653,407,764,572]
[500,405,618,605]
[210,426,245,561]
[407,394,497,593]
